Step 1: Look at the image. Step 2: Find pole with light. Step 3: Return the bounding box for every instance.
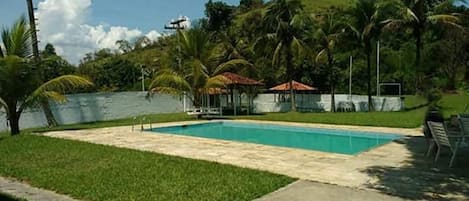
[141,64,146,92]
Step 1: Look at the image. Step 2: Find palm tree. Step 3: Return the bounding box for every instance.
[1,16,62,128]
[383,0,460,91]
[0,56,93,135]
[149,28,251,107]
[263,0,307,112]
[0,16,31,58]
[313,10,345,112]
[347,0,388,111]
[0,17,93,135]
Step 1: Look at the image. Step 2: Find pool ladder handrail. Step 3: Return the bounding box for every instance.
[132,116,152,132]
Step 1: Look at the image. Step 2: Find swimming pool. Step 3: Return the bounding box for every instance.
[150,121,401,155]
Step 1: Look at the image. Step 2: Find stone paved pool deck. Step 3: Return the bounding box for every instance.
[41,120,469,201]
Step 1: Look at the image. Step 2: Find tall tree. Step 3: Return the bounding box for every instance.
[263,0,307,112]
[204,0,235,32]
[347,0,388,111]
[384,0,461,92]
[149,28,251,107]
[313,10,345,112]
[0,17,93,135]
[43,43,57,57]
[40,44,76,81]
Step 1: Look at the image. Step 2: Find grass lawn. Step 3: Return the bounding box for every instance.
[27,112,193,133]
[0,134,295,201]
[236,94,468,128]
[235,109,426,128]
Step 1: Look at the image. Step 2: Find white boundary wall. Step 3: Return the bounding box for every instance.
[253,94,403,113]
[0,92,403,132]
[0,92,185,132]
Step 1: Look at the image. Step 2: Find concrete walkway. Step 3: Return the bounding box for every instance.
[255,180,409,201]
[0,177,78,201]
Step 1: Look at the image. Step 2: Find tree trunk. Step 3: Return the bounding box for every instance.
[7,105,20,135]
[193,90,202,107]
[286,43,296,112]
[415,27,422,93]
[366,51,373,112]
[289,80,296,112]
[328,51,335,112]
[40,99,58,127]
[447,66,456,91]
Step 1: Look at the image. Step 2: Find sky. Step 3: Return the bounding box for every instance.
[0,0,240,64]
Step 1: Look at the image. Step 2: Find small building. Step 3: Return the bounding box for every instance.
[204,72,263,116]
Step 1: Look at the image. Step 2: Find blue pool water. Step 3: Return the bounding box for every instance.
[150,121,400,155]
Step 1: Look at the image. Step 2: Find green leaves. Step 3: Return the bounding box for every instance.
[22,75,94,110]
[150,28,252,106]
[213,59,253,75]
[149,69,192,96]
[0,16,32,58]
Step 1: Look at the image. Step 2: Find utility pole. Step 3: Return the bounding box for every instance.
[165,16,188,105]
[27,0,59,127]
[376,40,380,97]
[164,16,187,70]
[26,0,39,61]
[349,56,353,101]
[141,65,145,92]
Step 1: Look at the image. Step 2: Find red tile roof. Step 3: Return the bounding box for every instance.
[221,72,263,86]
[270,80,317,91]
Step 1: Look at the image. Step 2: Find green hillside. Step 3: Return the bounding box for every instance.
[134,0,353,66]
[236,0,353,23]
[301,0,354,12]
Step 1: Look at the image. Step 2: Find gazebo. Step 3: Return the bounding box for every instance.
[270,80,317,91]
[207,72,263,116]
[270,80,318,111]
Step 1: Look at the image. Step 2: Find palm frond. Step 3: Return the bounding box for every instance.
[21,75,93,111]
[316,49,328,63]
[213,59,253,75]
[204,75,228,89]
[272,42,283,67]
[149,70,191,95]
[0,97,7,111]
[0,45,4,58]
[405,8,420,23]
[291,36,304,59]
[346,23,361,38]
[1,16,32,57]
[40,91,67,103]
[150,86,184,96]
[427,14,460,24]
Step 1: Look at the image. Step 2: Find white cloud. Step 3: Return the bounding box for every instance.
[36,0,162,64]
[145,30,161,41]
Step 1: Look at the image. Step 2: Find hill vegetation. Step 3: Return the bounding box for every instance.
[75,0,468,99]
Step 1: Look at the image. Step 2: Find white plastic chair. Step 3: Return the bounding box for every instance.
[427,121,469,167]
